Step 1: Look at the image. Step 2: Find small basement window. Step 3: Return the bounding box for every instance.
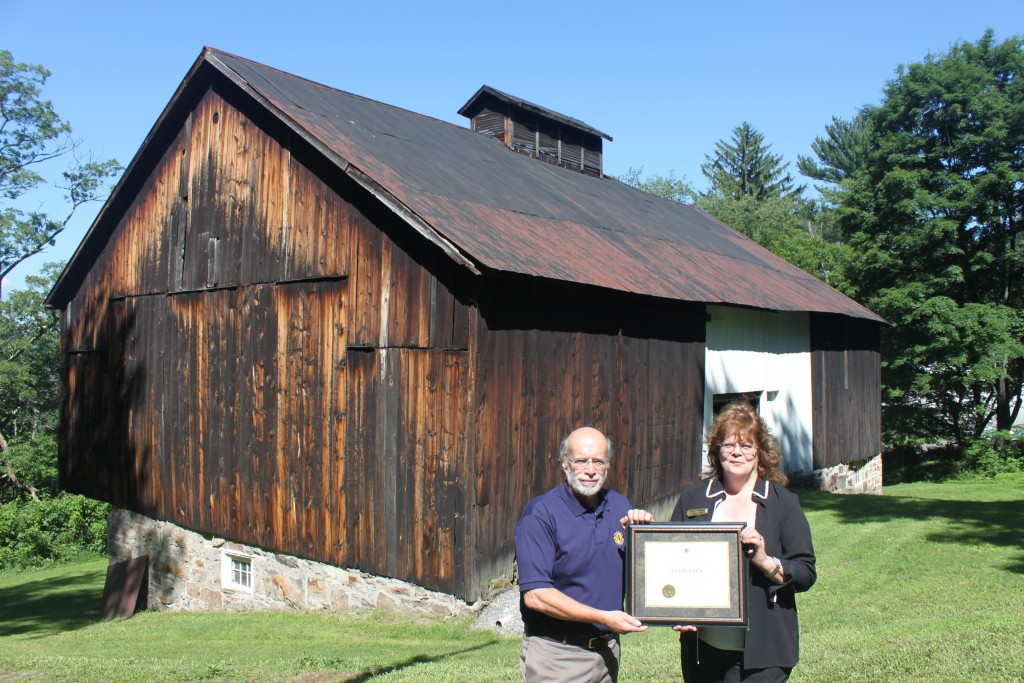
[221,551,254,593]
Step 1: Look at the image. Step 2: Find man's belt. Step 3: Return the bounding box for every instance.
[526,627,616,650]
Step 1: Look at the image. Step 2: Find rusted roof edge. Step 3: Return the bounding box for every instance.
[204,50,348,172]
[344,168,481,275]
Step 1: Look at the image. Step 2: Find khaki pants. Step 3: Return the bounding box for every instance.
[520,635,620,683]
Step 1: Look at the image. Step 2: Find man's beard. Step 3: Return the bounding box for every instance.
[567,468,606,498]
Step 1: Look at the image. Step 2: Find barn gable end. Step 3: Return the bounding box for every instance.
[61,81,477,596]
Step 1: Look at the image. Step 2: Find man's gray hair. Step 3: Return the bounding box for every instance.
[559,431,613,464]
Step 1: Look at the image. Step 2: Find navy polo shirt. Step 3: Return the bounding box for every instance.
[515,482,632,635]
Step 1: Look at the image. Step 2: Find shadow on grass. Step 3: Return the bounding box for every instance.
[0,565,105,638]
[343,640,506,682]
[798,489,1024,574]
[882,444,963,483]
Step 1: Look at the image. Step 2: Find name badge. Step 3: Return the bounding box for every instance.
[686,507,708,518]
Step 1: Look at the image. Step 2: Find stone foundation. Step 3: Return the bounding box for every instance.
[108,456,883,618]
[107,508,477,616]
[795,453,884,494]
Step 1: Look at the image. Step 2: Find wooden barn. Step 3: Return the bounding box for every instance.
[46,48,884,602]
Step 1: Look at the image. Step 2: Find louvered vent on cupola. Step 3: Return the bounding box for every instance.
[458,86,612,177]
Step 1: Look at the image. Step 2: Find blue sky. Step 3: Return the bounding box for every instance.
[3,0,1023,294]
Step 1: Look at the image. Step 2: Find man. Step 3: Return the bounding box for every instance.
[515,426,652,683]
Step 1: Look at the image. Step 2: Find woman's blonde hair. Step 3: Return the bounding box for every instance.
[704,402,788,486]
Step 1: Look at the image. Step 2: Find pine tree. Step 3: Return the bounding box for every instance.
[797,106,874,186]
[701,122,802,200]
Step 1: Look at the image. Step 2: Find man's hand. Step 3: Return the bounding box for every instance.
[602,610,648,634]
[523,588,648,634]
[619,508,654,528]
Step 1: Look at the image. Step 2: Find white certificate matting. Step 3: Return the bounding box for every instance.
[643,540,731,609]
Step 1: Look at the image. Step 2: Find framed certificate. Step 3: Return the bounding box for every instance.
[625,522,748,626]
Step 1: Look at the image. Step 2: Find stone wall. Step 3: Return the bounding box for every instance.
[795,453,884,495]
[107,508,477,616]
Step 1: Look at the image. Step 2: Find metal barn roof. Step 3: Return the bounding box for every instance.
[48,48,883,323]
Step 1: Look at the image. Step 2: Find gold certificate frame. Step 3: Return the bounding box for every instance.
[625,522,748,626]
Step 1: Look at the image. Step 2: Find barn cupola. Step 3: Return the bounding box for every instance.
[458,85,612,177]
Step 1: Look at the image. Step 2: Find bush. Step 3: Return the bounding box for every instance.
[0,493,109,570]
[958,431,1024,479]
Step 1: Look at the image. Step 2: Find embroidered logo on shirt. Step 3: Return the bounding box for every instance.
[613,531,624,547]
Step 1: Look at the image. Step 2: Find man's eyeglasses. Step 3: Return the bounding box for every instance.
[569,458,608,472]
[720,442,756,454]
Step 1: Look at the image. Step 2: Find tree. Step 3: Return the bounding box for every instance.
[1,49,121,300]
[838,30,1024,444]
[618,167,697,204]
[700,194,855,293]
[0,263,110,569]
[621,169,853,292]
[797,105,875,187]
[701,122,803,200]
[0,264,61,501]
[0,50,117,500]
[0,54,130,568]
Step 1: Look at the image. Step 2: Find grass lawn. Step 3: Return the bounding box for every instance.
[1,477,1022,682]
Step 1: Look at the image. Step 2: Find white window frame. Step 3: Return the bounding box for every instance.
[221,550,255,593]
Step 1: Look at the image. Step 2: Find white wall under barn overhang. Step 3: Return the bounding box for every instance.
[704,306,813,474]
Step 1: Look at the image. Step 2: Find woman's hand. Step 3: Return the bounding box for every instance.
[741,526,784,581]
[672,624,698,633]
[619,508,654,528]
[740,526,766,562]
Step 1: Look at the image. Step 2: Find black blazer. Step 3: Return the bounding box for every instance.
[671,477,816,669]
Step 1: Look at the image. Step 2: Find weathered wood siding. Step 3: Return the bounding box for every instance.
[810,314,882,468]
[60,85,472,595]
[467,280,706,596]
[59,81,709,601]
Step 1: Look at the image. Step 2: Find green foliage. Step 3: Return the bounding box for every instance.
[701,121,803,200]
[0,49,121,297]
[959,431,1024,479]
[797,106,875,188]
[0,52,69,199]
[0,266,103,570]
[1,265,62,503]
[1,433,58,502]
[619,169,852,291]
[884,438,1024,485]
[0,493,109,570]
[617,166,697,204]
[0,52,118,570]
[0,265,61,437]
[837,30,1024,445]
[875,295,1024,444]
[696,194,856,293]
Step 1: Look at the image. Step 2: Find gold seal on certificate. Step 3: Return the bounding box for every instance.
[624,522,748,626]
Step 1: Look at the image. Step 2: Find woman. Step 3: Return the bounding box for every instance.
[671,402,816,682]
